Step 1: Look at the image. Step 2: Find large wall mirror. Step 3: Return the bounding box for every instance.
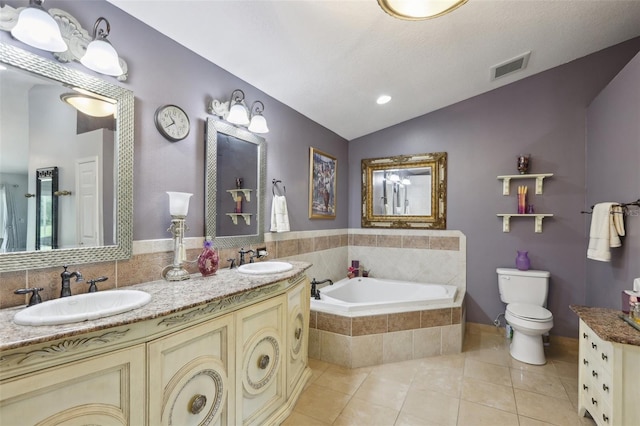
[362,152,447,229]
[205,118,266,248]
[0,42,133,272]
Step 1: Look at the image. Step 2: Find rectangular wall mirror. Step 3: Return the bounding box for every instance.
[205,118,266,248]
[0,42,133,272]
[362,152,447,229]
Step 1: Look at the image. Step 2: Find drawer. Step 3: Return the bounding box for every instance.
[586,332,613,375]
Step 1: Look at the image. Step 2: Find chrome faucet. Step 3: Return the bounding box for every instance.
[60,265,84,297]
[310,278,333,300]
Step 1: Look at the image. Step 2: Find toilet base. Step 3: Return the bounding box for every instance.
[510,330,546,365]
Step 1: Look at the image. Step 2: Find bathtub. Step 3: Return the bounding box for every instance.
[311,276,457,316]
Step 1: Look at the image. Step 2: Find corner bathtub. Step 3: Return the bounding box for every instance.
[311,277,457,316]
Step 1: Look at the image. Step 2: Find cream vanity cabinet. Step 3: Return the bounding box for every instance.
[0,272,311,426]
[578,319,640,425]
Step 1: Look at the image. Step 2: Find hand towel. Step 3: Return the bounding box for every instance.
[270,195,290,233]
[587,202,623,262]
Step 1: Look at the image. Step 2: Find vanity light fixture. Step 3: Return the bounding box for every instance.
[226,89,250,125]
[80,17,123,77]
[401,177,411,185]
[10,0,66,52]
[248,101,269,134]
[163,191,193,282]
[377,0,468,20]
[60,93,116,118]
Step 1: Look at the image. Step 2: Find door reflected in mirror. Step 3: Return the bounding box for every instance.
[35,167,58,250]
[362,152,447,229]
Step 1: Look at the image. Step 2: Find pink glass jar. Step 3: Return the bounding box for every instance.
[198,240,219,277]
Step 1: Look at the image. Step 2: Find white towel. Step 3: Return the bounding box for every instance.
[587,202,624,262]
[270,195,290,233]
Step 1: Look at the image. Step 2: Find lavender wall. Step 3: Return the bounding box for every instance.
[586,52,640,308]
[1,0,349,241]
[349,39,640,337]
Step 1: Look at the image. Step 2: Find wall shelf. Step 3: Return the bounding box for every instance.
[226,213,252,225]
[497,214,553,233]
[226,189,252,202]
[497,173,553,195]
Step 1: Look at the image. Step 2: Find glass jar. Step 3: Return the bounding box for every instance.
[632,302,640,324]
[198,239,219,277]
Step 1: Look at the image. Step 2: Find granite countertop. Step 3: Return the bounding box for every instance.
[0,261,311,352]
[570,304,640,346]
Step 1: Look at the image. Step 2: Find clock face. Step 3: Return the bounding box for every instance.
[155,105,190,142]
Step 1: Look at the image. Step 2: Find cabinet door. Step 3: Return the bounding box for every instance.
[286,276,310,396]
[236,295,286,426]
[148,314,234,426]
[0,344,145,426]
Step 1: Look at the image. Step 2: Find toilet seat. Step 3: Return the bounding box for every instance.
[506,303,552,322]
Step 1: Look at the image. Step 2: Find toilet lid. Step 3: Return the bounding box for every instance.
[507,303,552,321]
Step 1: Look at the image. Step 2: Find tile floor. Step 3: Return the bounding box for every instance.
[283,328,597,426]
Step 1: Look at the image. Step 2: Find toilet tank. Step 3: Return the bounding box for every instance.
[497,268,550,306]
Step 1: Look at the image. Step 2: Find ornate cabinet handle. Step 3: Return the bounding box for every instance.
[583,332,588,339]
[591,342,597,350]
[258,354,270,369]
[294,327,302,340]
[592,370,598,378]
[189,394,207,415]
[582,384,589,391]
[601,353,608,361]
[602,414,609,423]
[591,397,598,406]
[583,359,588,365]
[602,383,609,392]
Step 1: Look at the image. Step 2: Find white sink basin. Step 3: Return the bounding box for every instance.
[13,290,152,326]
[237,261,293,275]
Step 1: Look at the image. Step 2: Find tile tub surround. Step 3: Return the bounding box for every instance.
[1,228,466,309]
[309,293,466,368]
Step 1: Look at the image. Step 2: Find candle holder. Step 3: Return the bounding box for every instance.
[517,154,530,174]
[163,192,193,281]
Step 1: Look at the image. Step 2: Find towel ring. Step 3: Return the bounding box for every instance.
[272,179,286,196]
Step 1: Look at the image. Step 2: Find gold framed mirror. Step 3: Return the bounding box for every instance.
[361,152,447,229]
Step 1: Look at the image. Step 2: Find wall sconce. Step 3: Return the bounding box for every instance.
[163,191,192,281]
[208,89,270,133]
[377,0,468,20]
[10,0,66,52]
[80,17,123,77]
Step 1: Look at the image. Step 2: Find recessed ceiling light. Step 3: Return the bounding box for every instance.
[377,95,392,105]
[0,65,7,71]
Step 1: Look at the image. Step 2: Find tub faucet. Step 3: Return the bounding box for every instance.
[60,265,84,298]
[310,278,333,300]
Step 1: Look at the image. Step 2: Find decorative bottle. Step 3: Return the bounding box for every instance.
[198,239,219,277]
[515,250,531,271]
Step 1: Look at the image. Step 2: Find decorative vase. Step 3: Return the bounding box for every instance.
[515,250,531,271]
[517,155,530,174]
[198,240,219,276]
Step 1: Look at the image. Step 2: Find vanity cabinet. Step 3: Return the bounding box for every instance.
[578,319,640,425]
[0,344,145,425]
[0,271,311,426]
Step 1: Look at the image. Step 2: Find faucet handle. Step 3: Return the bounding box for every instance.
[14,288,45,307]
[87,276,108,293]
[227,258,237,269]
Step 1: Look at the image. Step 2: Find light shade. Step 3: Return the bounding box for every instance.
[167,192,193,217]
[81,38,123,76]
[227,102,250,125]
[11,3,66,52]
[61,93,116,117]
[248,114,269,133]
[377,0,468,20]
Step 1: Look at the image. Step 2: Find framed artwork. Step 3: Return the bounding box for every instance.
[309,147,337,219]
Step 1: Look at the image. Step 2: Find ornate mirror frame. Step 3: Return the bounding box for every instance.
[0,42,134,272]
[361,152,447,229]
[205,118,266,249]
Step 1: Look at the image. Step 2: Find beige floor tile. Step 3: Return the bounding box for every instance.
[460,377,516,413]
[510,369,569,399]
[560,377,580,409]
[309,358,332,372]
[313,367,369,395]
[518,415,557,426]
[401,387,459,425]
[353,375,411,411]
[463,357,512,387]
[369,359,420,385]
[411,367,463,398]
[464,345,512,367]
[333,397,399,426]
[510,357,559,376]
[457,400,519,426]
[395,411,439,426]
[514,388,584,426]
[419,353,465,370]
[552,359,579,380]
[282,411,331,425]
[292,383,352,424]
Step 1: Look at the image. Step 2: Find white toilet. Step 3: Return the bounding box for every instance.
[497,268,553,365]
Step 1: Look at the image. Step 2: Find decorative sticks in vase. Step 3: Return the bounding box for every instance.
[517,186,528,214]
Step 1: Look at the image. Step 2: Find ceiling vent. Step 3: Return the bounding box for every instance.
[491,51,531,81]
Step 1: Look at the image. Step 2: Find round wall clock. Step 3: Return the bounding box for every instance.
[154,104,190,142]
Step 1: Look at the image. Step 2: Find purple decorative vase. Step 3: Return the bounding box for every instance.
[515,250,531,271]
[198,240,219,276]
